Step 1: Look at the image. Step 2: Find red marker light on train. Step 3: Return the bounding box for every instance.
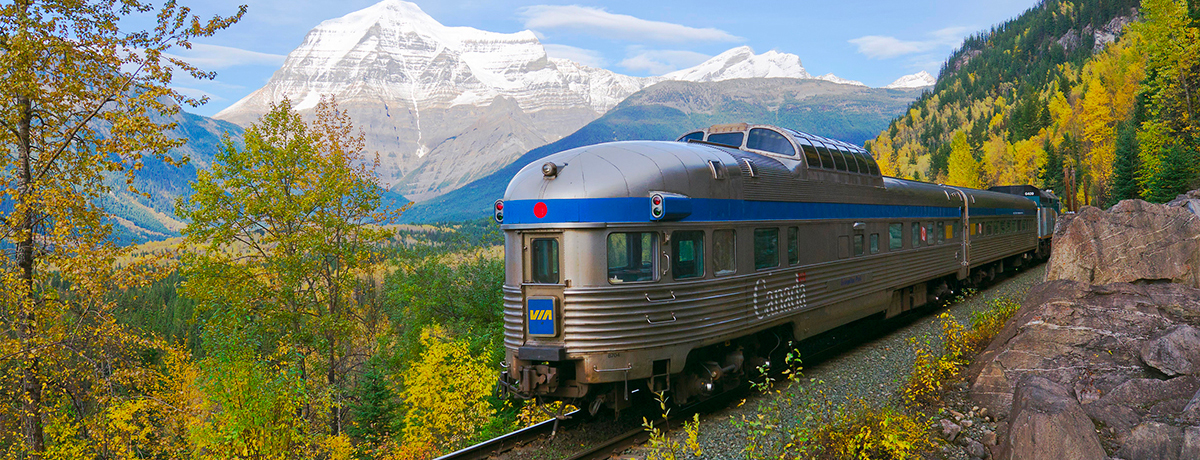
[650,193,665,220]
[493,199,504,223]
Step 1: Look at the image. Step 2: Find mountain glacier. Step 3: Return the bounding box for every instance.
[216,0,908,202]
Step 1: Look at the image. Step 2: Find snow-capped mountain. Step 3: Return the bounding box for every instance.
[885,71,936,89]
[662,47,810,82]
[815,73,866,87]
[215,0,887,201]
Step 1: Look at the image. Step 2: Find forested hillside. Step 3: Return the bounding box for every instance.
[868,0,1200,208]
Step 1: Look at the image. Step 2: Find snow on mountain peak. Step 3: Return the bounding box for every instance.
[663,46,811,82]
[815,73,866,87]
[884,71,936,89]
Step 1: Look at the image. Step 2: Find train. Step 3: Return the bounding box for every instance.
[493,122,1059,414]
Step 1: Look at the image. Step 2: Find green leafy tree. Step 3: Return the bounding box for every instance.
[178,97,400,454]
[0,0,242,454]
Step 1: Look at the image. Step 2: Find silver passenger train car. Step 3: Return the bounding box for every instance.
[494,123,1052,411]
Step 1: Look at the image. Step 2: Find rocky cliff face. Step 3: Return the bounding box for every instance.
[967,195,1200,459]
[1046,199,1200,287]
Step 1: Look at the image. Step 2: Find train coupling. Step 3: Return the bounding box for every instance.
[496,364,559,399]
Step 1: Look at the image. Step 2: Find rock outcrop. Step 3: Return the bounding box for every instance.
[1045,199,1200,288]
[997,376,1107,460]
[969,194,1200,457]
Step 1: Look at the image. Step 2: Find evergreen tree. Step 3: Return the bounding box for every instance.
[1040,138,1065,195]
[1108,120,1143,206]
[1146,144,1199,202]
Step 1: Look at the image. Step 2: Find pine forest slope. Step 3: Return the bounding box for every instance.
[104,110,244,245]
[400,78,925,223]
[865,0,1200,207]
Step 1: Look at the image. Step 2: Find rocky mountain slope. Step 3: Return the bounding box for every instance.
[215,0,928,203]
[399,78,926,223]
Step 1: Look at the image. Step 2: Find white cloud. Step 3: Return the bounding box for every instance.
[519,5,742,43]
[171,86,225,102]
[849,26,975,59]
[543,44,607,68]
[620,49,710,75]
[164,43,287,70]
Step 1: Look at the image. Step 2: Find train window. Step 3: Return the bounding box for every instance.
[607,232,656,283]
[754,228,780,270]
[530,238,560,284]
[949,223,957,240]
[747,128,796,157]
[889,223,903,250]
[787,227,800,265]
[937,222,945,244]
[707,132,744,148]
[815,143,836,170]
[869,233,880,254]
[754,228,780,268]
[863,152,882,176]
[838,235,850,259]
[925,223,935,246]
[679,131,704,142]
[713,229,736,276]
[986,222,993,235]
[911,222,921,248]
[853,234,865,256]
[840,147,860,173]
[671,231,705,280]
[797,139,823,169]
[822,144,848,171]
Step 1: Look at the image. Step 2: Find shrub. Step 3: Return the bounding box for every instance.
[810,400,933,460]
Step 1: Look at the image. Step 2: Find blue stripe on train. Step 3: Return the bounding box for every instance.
[503,197,1031,224]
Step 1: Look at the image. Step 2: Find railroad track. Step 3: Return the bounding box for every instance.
[432,316,919,460]
[434,387,745,460]
[434,409,585,460]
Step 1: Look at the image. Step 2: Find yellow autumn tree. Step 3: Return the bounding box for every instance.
[0,0,243,455]
[1076,32,1145,198]
[399,326,495,455]
[946,131,984,189]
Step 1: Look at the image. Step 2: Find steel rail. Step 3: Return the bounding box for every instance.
[432,410,584,460]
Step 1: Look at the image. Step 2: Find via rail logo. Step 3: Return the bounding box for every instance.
[527,297,556,336]
[753,272,808,319]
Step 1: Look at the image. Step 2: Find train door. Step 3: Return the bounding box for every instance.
[944,186,971,280]
[522,232,564,343]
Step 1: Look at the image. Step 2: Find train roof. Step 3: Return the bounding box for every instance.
[502,124,1035,222]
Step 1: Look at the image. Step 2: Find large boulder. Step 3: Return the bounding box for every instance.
[967,281,1200,417]
[1115,422,1184,460]
[1167,189,1200,216]
[1083,376,1198,436]
[996,376,1106,460]
[1046,199,1200,287]
[1141,325,1200,376]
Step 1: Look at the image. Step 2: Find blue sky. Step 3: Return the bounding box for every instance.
[166,0,1041,117]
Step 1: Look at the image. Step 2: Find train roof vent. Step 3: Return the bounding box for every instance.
[708,122,748,134]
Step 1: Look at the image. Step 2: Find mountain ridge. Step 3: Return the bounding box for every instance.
[214,0,923,203]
